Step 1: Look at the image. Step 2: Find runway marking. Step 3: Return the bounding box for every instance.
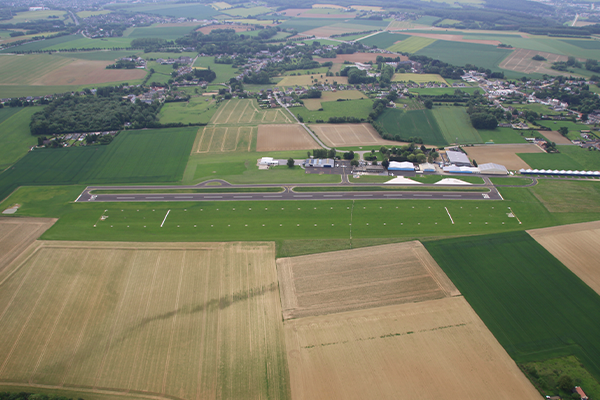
[204,196,222,199]
[116,197,135,200]
[354,194,372,197]
[384,194,402,196]
[234,196,252,198]
[445,207,454,225]
[264,195,282,198]
[175,196,193,199]
[294,195,312,197]
[324,195,342,197]
[146,197,164,199]
[413,194,432,197]
[443,195,461,197]
[160,210,170,228]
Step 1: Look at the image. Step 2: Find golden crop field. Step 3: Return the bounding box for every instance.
[528,221,600,296]
[387,36,436,53]
[310,123,396,147]
[392,73,448,84]
[303,90,366,110]
[0,241,290,400]
[284,296,541,400]
[463,143,543,170]
[210,99,292,125]
[277,75,348,87]
[194,126,256,153]
[277,241,459,319]
[256,124,319,151]
[0,217,55,275]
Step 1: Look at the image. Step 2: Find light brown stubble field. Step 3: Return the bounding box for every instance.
[303,90,366,110]
[194,126,255,153]
[0,241,290,400]
[540,130,573,145]
[284,296,542,400]
[499,48,567,76]
[310,123,397,147]
[0,217,56,275]
[528,221,600,296]
[277,241,460,319]
[463,143,543,170]
[210,99,292,125]
[256,124,319,151]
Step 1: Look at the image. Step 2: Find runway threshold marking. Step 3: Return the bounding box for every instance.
[160,210,171,228]
[445,207,455,225]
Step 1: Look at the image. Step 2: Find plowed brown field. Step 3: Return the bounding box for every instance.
[310,123,396,147]
[277,241,460,319]
[0,217,55,275]
[540,130,573,145]
[34,59,146,85]
[256,124,319,151]
[284,296,541,400]
[528,221,600,296]
[0,241,289,400]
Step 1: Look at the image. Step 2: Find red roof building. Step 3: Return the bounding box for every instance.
[574,386,588,400]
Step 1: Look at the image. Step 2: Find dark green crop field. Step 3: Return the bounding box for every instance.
[0,127,196,201]
[416,41,512,73]
[424,231,600,381]
[358,32,410,48]
[376,108,447,146]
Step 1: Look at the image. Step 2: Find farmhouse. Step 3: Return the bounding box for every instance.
[446,150,471,167]
[574,386,588,400]
[388,161,415,171]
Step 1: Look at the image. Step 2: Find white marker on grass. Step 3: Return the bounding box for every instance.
[160,210,171,227]
[445,207,454,224]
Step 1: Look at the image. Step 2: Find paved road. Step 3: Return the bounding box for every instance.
[77,189,500,202]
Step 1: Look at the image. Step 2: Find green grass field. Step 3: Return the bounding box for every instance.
[536,120,589,141]
[193,56,238,83]
[295,99,373,123]
[432,106,482,144]
[277,18,348,33]
[410,87,481,95]
[416,41,512,73]
[477,127,532,144]
[107,2,218,19]
[221,6,272,16]
[518,145,600,170]
[0,107,40,170]
[424,231,600,382]
[6,9,66,23]
[387,36,436,53]
[127,25,198,40]
[376,108,447,146]
[0,127,197,202]
[158,97,217,124]
[357,32,411,48]
[0,34,80,53]
[392,73,448,84]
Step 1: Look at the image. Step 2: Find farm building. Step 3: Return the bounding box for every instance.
[388,161,415,171]
[479,163,508,175]
[305,158,334,168]
[420,163,436,172]
[574,387,588,400]
[446,150,471,167]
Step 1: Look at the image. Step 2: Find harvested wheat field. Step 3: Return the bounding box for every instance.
[463,143,543,170]
[210,99,292,125]
[310,123,396,147]
[303,90,366,110]
[278,75,348,86]
[256,124,319,151]
[194,125,255,153]
[404,32,502,45]
[499,48,567,76]
[284,296,541,400]
[0,217,55,275]
[540,130,573,145]
[277,241,459,320]
[528,221,600,296]
[34,59,146,85]
[0,241,289,400]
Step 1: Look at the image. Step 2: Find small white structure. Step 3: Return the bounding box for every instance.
[384,177,421,185]
[446,150,471,166]
[258,157,278,167]
[388,161,415,171]
[420,163,436,172]
[479,163,508,175]
[435,178,472,185]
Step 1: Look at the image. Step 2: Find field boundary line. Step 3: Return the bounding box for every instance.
[261,107,268,122]
[236,101,250,124]
[0,249,64,377]
[445,207,454,224]
[223,100,240,124]
[195,127,206,154]
[220,127,229,152]
[60,250,119,386]
[0,382,182,400]
[162,251,186,394]
[93,251,139,388]
[233,127,241,152]
[194,251,213,400]
[211,100,230,124]
[247,127,253,152]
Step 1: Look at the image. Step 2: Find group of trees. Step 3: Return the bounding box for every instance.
[377,143,439,165]
[30,92,161,135]
[0,392,82,400]
[340,67,376,84]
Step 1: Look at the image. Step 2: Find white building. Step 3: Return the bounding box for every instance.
[388,161,415,171]
[446,150,471,166]
[479,163,508,175]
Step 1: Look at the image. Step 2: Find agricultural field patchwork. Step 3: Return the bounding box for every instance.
[277,241,459,319]
[302,90,366,110]
[387,36,436,53]
[416,41,513,75]
[499,48,566,76]
[518,145,600,171]
[432,106,482,144]
[158,97,218,125]
[284,296,541,400]
[477,127,529,144]
[528,221,600,296]
[194,126,256,153]
[392,73,448,84]
[209,99,292,125]
[376,108,447,146]
[256,124,318,151]
[0,217,56,274]
[357,31,411,48]
[0,241,289,400]
[463,143,543,170]
[278,74,348,86]
[424,231,600,382]
[310,123,394,147]
[295,98,372,123]
[0,107,40,170]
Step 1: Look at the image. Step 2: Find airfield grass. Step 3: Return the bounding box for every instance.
[0,127,196,202]
[518,145,600,170]
[424,231,600,383]
[158,97,217,124]
[193,56,238,83]
[0,107,40,170]
[416,41,513,73]
[478,127,529,144]
[432,106,482,144]
[376,108,447,147]
[387,36,436,53]
[292,186,487,192]
[529,180,600,213]
[490,177,534,186]
[295,98,373,123]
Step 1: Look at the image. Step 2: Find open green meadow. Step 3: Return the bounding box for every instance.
[0,127,197,202]
[376,108,447,146]
[127,25,198,40]
[536,120,590,141]
[387,36,436,53]
[158,97,217,124]
[221,6,272,17]
[477,128,529,144]
[295,98,373,123]
[5,9,66,23]
[357,32,411,48]
[56,50,140,60]
[416,41,512,73]
[424,231,600,382]
[529,180,600,213]
[0,34,81,53]
[45,37,135,51]
[277,18,347,33]
[0,107,40,170]
[432,106,482,144]
[410,87,481,95]
[193,56,238,83]
[106,2,218,19]
[518,145,600,170]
